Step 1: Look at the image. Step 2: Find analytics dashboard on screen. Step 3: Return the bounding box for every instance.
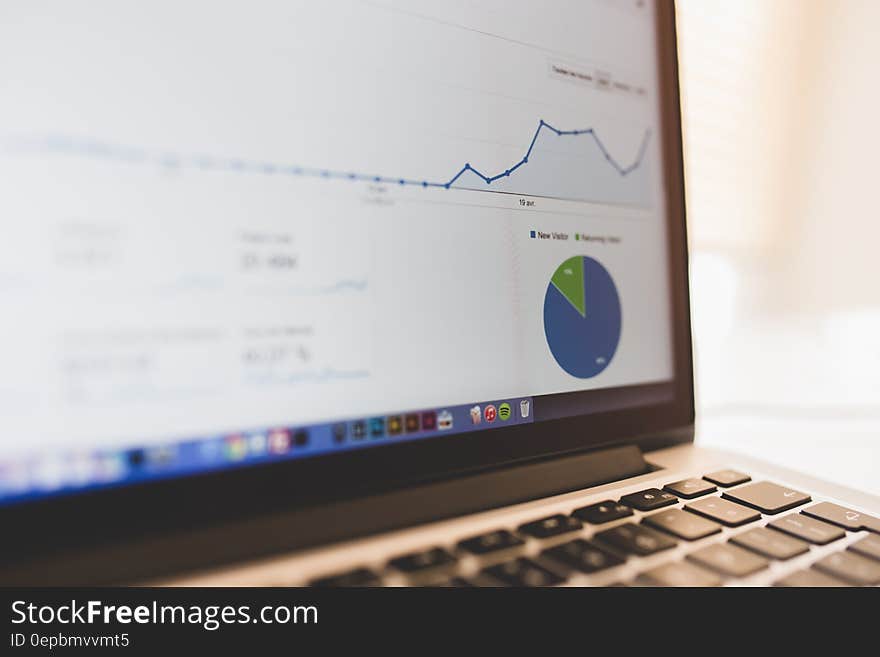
[0,0,674,499]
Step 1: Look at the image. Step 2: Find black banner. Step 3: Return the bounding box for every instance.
[0,587,868,652]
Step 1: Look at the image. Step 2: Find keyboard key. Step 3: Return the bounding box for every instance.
[642,508,721,540]
[687,543,768,578]
[768,513,845,545]
[729,526,809,560]
[801,501,880,533]
[594,522,677,556]
[518,514,582,539]
[703,469,750,487]
[310,567,382,587]
[774,569,850,587]
[458,529,524,555]
[619,488,678,511]
[722,481,811,514]
[813,551,880,586]
[684,496,761,527]
[572,500,633,525]
[664,478,716,499]
[542,539,625,574]
[866,517,880,534]
[483,558,565,587]
[388,547,457,572]
[849,534,880,561]
[636,561,722,587]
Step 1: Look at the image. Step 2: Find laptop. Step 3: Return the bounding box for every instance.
[1,1,878,587]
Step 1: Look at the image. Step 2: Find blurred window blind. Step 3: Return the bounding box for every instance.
[675,0,811,252]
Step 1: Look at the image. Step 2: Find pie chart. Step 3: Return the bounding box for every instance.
[543,255,621,378]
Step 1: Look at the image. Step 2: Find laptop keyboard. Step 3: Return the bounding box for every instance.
[309,470,880,587]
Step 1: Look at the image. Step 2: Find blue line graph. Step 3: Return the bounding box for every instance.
[446,121,651,186]
[5,120,653,205]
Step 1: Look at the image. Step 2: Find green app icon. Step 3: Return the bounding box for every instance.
[498,402,511,421]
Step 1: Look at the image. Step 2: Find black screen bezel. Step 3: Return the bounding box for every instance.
[0,1,693,560]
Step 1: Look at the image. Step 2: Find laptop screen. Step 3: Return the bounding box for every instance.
[0,1,675,505]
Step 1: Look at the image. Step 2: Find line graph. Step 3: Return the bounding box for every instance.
[5,120,652,206]
[447,121,651,186]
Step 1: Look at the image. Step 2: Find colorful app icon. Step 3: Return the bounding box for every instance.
[332,423,347,443]
[469,406,482,425]
[387,415,403,435]
[248,432,268,455]
[369,417,385,438]
[352,420,367,440]
[498,402,511,421]
[225,434,247,461]
[483,404,497,423]
[421,411,437,431]
[437,410,453,430]
[519,399,530,419]
[293,429,309,447]
[268,428,291,454]
[405,413,420,433]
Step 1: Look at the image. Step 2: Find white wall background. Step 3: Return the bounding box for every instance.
[677,0,880,494]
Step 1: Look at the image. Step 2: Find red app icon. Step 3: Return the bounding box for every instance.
[483,405,497,423]
[421,411,437,431]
